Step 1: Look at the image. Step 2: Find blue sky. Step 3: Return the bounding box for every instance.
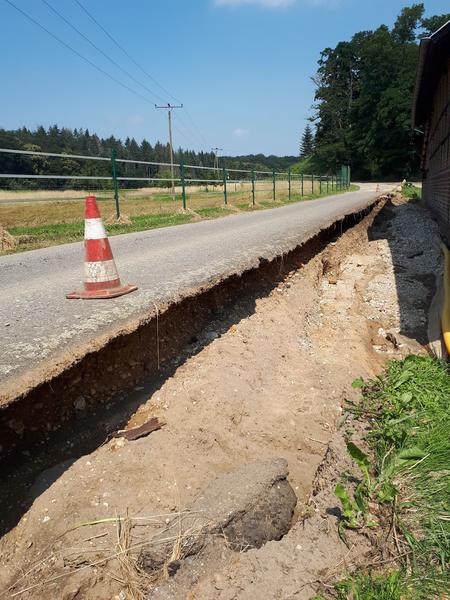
[1,0,449,156]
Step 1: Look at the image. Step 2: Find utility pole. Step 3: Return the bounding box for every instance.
[211,147,223,177]
[155,103,183,196]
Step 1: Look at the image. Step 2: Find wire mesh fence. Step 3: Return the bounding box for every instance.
[0,147,351,249]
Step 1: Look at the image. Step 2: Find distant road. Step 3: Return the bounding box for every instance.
[0,184,388,397]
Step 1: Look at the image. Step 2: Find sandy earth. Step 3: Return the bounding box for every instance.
[0,195,441,599]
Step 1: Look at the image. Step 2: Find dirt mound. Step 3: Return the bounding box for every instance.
[104,212,132,225]
[0,225,15,251]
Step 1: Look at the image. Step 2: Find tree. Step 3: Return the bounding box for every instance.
[309,3,447,179]
[392,3,424,43]
[421,13,450,36]
[300,125,315,158]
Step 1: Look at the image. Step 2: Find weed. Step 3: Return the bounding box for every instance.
[331,356,449,599]
[335,570,404,599]
[401,183,422,203]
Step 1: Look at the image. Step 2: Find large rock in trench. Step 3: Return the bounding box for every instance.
[139,458,297,573]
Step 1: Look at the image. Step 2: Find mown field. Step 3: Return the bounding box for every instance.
[0,181,358,254]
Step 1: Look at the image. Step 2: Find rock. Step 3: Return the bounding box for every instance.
[74,397,86,411]
[205,331,219,341]
[139,459,296,573]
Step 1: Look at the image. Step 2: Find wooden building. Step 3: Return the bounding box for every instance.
[413,20,450,246]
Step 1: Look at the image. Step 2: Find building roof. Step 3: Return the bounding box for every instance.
[412,20,450,126]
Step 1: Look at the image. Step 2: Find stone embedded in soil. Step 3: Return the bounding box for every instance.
[138,458,297,573]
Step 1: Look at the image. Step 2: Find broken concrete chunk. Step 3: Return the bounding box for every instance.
[139,458,297,574]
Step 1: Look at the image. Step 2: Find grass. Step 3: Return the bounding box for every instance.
[195,207,234,218]
[402,183,422,203]
[9,212,194,252]
[331,356,450,599]
[0,183,360,254]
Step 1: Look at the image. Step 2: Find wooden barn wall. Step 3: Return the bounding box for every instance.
[423,58,450,246]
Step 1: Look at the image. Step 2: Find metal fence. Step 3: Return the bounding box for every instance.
[0,147,351,219]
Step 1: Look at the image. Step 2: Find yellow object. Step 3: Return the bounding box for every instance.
[442,245,450,354]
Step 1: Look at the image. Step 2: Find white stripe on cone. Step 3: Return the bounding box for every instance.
[85,218,108,240]
[84,259,119,283]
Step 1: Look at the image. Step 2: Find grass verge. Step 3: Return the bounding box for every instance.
[329,355,449,599]
[8,213,194,253]
[402,183,422,203]
[1,184,359,255]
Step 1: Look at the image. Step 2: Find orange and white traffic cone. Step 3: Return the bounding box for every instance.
[66,195,137,299]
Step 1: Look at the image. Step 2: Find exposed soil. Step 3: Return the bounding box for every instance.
[0,196,441,600]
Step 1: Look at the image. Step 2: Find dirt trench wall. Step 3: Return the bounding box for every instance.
[0,205,377,462]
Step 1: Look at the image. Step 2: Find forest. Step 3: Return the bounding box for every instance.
[0,126,297,190]
[304,4,450,180]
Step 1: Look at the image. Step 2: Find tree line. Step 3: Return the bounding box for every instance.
[0,126,298,190]
[299,4,450,180]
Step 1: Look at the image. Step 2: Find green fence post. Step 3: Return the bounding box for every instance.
[327,176,329,194]
[180,162,187,210]
[111,148,120,219]
[272,169,276,202]
[251,169,255,206]
[301,173,304,197]
[288,168,291,201]
[312,174,314,196]
[223,166,228,205]
[319,176,322,195]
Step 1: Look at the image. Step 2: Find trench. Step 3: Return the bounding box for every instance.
[0,202,378,536]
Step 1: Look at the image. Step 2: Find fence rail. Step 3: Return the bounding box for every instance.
[0,147,351,219]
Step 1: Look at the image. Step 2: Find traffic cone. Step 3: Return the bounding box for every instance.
[66,196,137,299]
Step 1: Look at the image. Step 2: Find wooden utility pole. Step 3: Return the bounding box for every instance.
[155,103,183,195]
[211,147,223,176]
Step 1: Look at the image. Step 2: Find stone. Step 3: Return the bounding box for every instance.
[139,458,297,573]
[74,397,86,411]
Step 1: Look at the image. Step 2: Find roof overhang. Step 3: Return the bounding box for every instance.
[412,20,450,127]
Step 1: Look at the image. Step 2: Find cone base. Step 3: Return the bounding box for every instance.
[66,284,138,300]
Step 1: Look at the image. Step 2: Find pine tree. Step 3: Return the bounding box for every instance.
[300,125,315,158]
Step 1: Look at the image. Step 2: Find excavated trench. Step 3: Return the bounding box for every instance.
[0,203,377,534]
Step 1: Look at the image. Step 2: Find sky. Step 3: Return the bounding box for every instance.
[1,0,449,156]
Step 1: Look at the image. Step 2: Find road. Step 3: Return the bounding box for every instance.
[0,185,385,397]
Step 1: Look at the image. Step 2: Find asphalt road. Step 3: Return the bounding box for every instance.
[0,185,384,393]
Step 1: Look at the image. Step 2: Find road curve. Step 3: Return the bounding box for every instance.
[0,186,381,395]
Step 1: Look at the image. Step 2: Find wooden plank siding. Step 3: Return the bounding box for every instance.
[422,58,450,246]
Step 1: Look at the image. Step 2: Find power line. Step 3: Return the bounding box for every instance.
[6,0,211,152]
[73,0,212,150]
[73,0,182,105]
[184,108,211,148]
[41,0,166,104]
[5,0,157,107]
